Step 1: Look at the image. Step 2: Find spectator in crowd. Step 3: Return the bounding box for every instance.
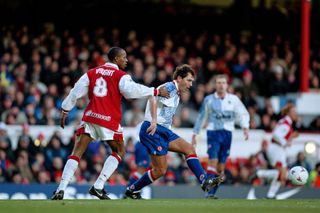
[291,152,312,173]
[310,162,320,188]
[44,133,68,168]
[310,116,320,131]
[0,122,14,161]
[0,22,319,187]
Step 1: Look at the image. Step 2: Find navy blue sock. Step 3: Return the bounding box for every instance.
[186,154,207,184]
[126,172,141,188]
[128,170,154,191]
[207,171,219,196]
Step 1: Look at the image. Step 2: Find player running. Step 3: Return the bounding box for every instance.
[124,64,223,199]
[52,47,168,200]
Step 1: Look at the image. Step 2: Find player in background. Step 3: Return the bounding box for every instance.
[192,74,250,199]
[122,123,150,199]
[52,47,168,200]
[124,64,223,199]
[256,103,299,199]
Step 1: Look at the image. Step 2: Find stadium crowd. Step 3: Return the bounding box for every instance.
[0,23,320,186]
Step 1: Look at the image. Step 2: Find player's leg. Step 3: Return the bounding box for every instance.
[206,160,221,199]
[168,137,223,192]
[126,166,148,189]
[91,139,124,198]
[124,121,171,199]
[207,159,219,177]
[169,137,204,181]
[125,155,167,199]
[52,133,93,200]
[265,144,286,199]
[267,168,282,199]
[266,165,284,199]
[256,169,279,180]
[206,130,231,198]
[87,123,125,199]
[126,143,150,188]
[206,130,221,177]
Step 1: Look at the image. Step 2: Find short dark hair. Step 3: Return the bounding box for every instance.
[107,47,124,62]
[214,74,228,83]
[173,64,195,80]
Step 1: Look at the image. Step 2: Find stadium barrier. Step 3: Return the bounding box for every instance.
[0,184,319,200]
[6,125,320,160]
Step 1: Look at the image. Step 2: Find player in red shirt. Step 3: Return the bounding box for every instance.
[52,47,168,200]
[256,103,299,198]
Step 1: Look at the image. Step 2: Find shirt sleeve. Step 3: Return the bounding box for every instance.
[157,83,175,107]
[193,97,209,134]
[234,96,250,129]
[119,75,154,99]
[61,73,89,111]
[272,124,290,146]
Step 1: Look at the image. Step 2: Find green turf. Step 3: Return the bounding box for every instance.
[0,199,319,213]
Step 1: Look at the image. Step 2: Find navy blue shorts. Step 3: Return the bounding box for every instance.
[207,130,232,163]
[134,142,150,168]
[139,121,179,156]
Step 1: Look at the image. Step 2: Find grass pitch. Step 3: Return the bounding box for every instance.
[0,199,319,213]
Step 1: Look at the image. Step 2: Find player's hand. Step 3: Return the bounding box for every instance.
[60,109,69,129]
[243,128,249,140]
[146,121,157,136]
[157,86,170,98]
[191,134,197,147]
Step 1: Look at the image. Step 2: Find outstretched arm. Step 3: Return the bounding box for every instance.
[119,75,169,99]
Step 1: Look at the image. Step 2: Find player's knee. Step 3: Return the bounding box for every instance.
[153,167,167,178]
[189,146,196,154]
[183,145,196,156]
[116,148,125,159]
[158,168,167,177]
[280,171,287,181]
[71,147,85,159]
[110,143,125,158]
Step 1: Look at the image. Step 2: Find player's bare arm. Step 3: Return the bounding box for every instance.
[146,96,157,136]
[60,109,69,129]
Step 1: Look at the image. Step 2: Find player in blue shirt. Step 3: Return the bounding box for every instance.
[192,74,250,198]
[124,65,223,199]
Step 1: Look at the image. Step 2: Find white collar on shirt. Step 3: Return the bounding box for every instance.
[173,80,179,91]
[214,92,228,100]
[284,115,293,125]
[105,62,119,69]
[173,80,181,95]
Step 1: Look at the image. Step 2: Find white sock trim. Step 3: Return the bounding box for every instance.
[147,170,154,182]
[134,171,143,179]
[207,166,217,173]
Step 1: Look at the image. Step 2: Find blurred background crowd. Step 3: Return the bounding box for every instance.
[0,123,319,188]
[0,0,320,187]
